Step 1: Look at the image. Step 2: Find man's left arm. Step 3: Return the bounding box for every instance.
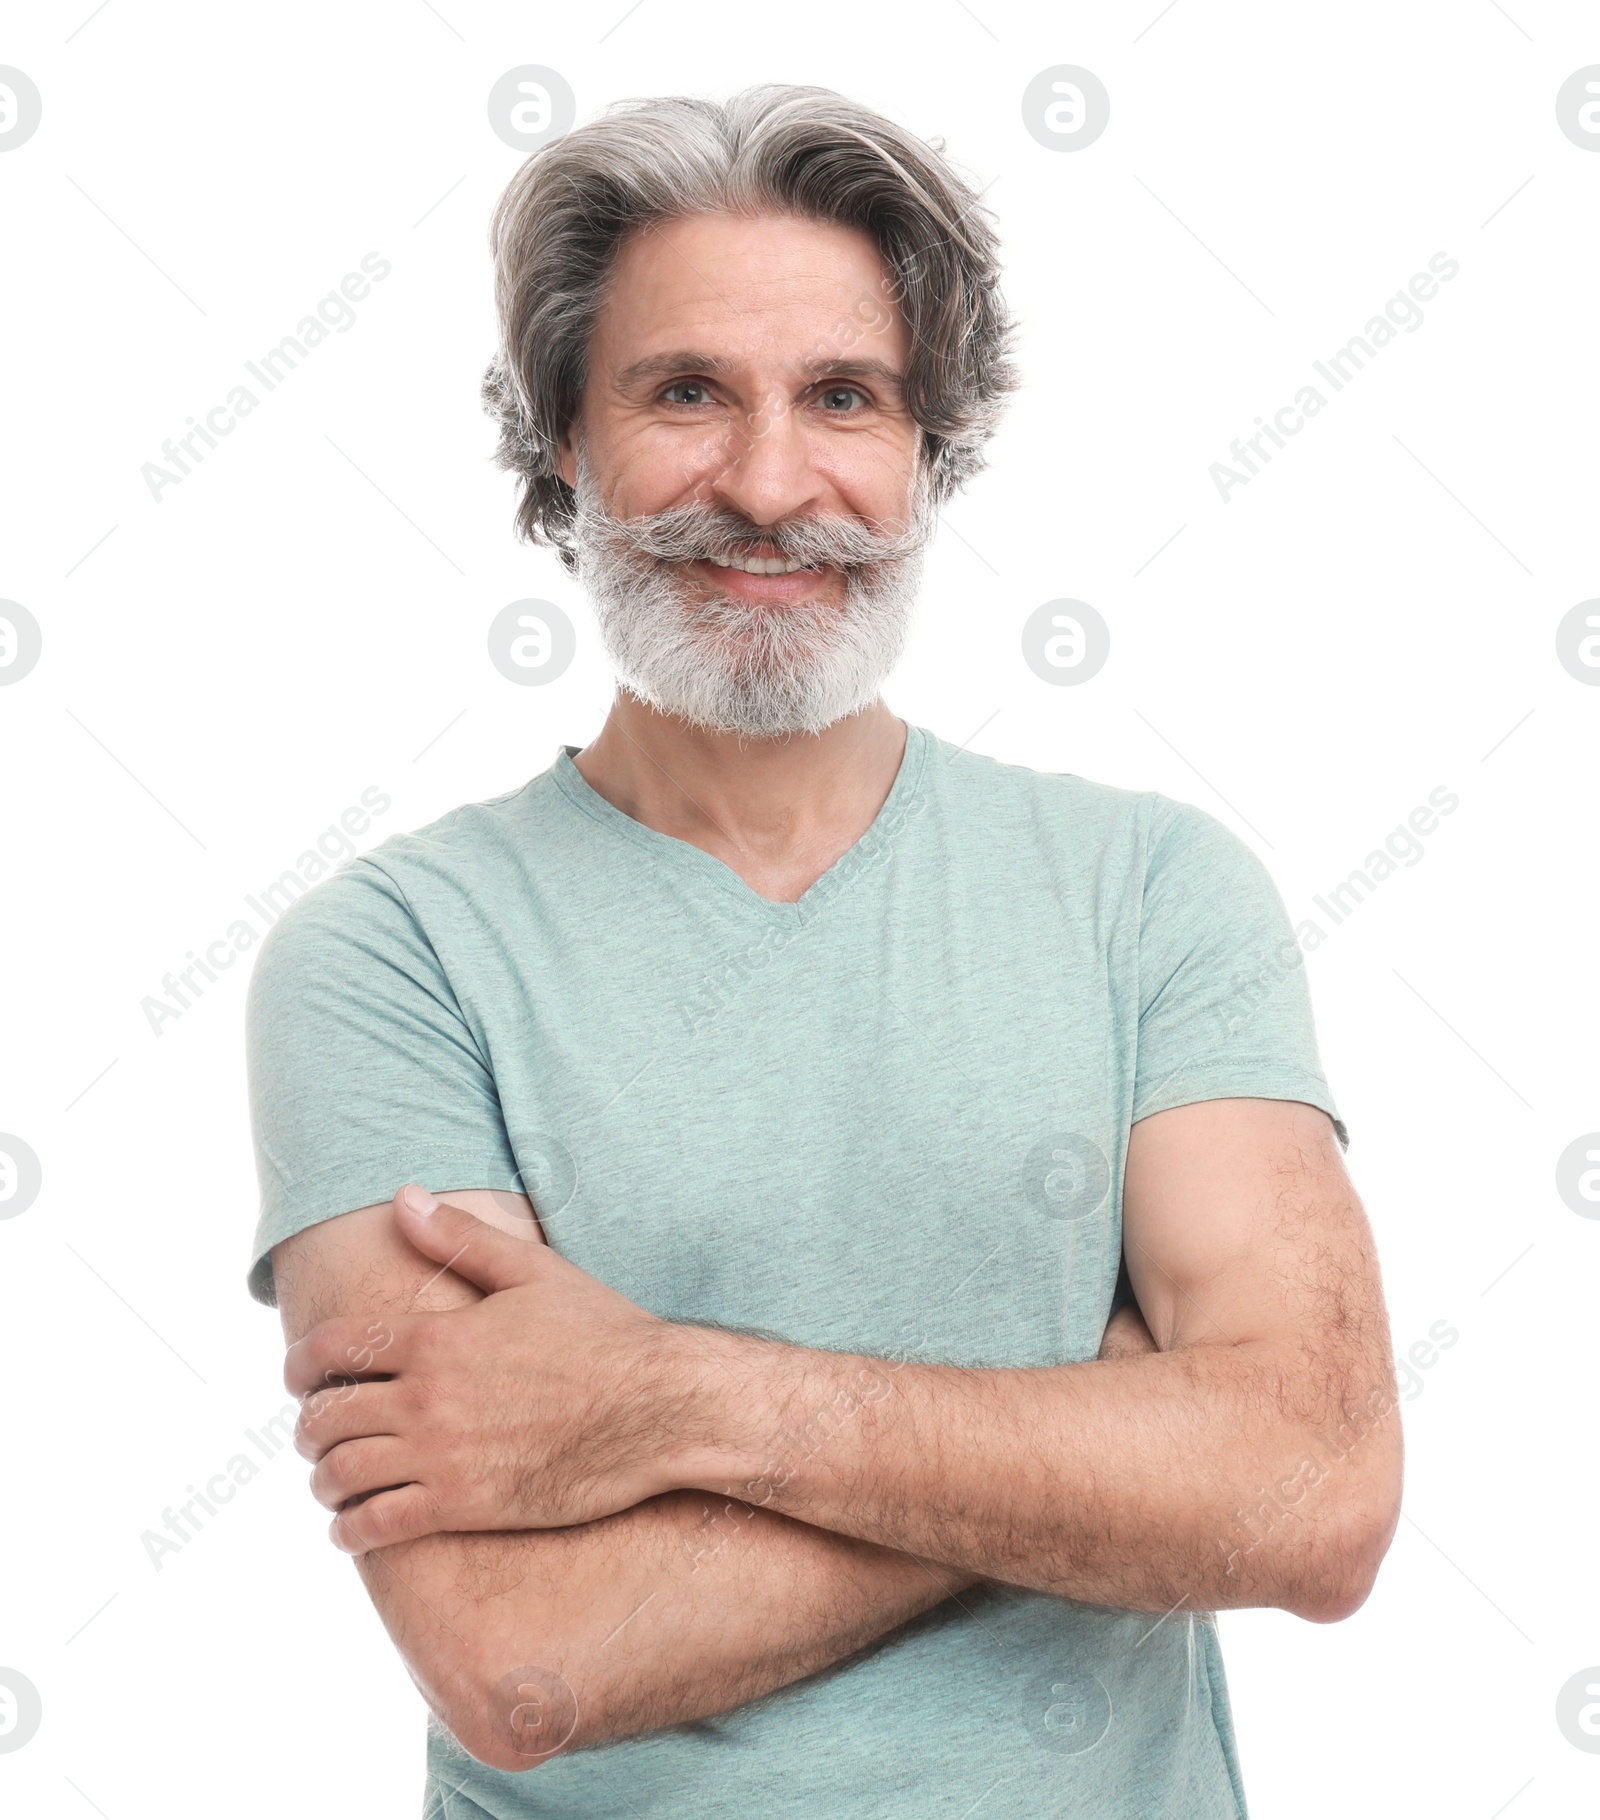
[292,1096,1402,1625]
[678,1096,1402,1621]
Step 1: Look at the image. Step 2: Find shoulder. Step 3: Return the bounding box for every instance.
[917,728,1277,906]
[1138,794,1279,901]
[919,728,1174,858]
[246,768,566,984]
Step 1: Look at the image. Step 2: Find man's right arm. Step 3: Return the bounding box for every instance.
[272,1192,979,1772]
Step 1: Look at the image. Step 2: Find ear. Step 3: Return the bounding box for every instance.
[391,1185,545,1294]
[555,423,579,490]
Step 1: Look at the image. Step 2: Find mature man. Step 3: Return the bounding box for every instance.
[246,84,1402,1818]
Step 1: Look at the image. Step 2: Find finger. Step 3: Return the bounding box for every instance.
[392,1184,547,1294]
[310,1435,415,1513]
[330,1482,445,1555]
[295,1380,406,1462]
[284,1313,405,1398]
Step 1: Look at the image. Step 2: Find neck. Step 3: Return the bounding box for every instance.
[571,693,908,904]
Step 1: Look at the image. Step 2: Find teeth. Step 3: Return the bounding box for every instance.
[709,554,815,575]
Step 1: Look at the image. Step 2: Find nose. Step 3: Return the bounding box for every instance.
[704,391,828,538]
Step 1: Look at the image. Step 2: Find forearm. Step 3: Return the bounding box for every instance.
[357,1486,976,1771]
[672,1333,1401,1620]
[276,1196,971,1767]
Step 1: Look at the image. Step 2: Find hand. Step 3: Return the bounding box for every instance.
[284,1186,685,1554]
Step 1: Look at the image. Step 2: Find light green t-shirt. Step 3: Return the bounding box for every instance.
[244,720,1345,1819]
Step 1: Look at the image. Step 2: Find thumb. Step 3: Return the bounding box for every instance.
[392,1183,544,1293]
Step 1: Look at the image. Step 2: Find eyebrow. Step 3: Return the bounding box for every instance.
[612,350,906,399]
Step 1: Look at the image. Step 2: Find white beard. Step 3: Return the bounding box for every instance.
[571,453,933,740]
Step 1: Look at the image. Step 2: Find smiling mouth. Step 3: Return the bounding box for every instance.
[702,553,825,576]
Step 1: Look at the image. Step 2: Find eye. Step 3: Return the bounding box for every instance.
[662,380,716,406]
[816,385,868,412]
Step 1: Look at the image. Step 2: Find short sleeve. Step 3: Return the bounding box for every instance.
[243,860,522,1306]
[1132,797,1348,1149]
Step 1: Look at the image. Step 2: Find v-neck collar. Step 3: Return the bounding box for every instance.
[549,720,930,923]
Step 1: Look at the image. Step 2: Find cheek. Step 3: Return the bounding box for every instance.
[818,433,919,518]
[612,420,752,508]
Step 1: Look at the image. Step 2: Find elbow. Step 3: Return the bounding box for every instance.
[443,1722,513,1774]
[1291,1565,1378,1627]
[1287,1483,1403,1626]
[448,1715,541,1777]
[455,1730,557,1777]
[448,1664,583,1774]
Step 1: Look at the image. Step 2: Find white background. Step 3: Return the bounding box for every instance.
[1,2,1596,1815]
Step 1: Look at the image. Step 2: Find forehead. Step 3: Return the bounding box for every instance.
[590,211,908,376]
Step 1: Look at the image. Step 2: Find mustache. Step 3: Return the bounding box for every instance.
[575,498,933,570]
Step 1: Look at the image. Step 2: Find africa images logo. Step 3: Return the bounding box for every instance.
[140,254,391,503]
[141,786,391,1035]
[1209,254,1460,502]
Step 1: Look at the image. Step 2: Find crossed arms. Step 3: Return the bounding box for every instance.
[271,1096,1403,1773]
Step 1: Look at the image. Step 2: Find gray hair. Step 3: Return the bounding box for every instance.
[481,83,1021,570]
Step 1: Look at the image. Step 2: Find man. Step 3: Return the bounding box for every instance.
[246,83,1402,1818]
